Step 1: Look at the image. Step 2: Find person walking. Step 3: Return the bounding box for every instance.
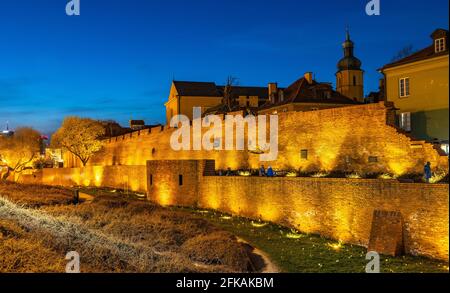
[424,162,432,183]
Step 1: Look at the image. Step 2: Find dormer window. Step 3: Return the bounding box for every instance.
[435,38,446,53]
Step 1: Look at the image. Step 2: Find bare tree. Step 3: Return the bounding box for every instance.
[51,117,105,167]
[223,76,239,112]
[391,45,415,62]
[0,127,42,180]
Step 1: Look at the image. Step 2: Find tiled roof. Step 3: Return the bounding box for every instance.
[260,77,359,110]
[173,81,271,99]
[380,29,449,70]
[380,46,449,70]
[173,81,221,97]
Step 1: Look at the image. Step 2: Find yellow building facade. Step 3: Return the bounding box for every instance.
[380,29,449,144]
[165,81,223,124]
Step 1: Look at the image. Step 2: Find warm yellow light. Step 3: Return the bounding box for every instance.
[286,172,298,177]
[311,172,329,178]
[82,179,91,186]
[429,170,448,184]
[346,173,361,179]
[157,181,173,206]
[220,215,232,220]
[93,167,104,187]
[257,204,280,222]
[286,232,303,239]
[251,221,268,228]
[327,241,343,251]
[238,171,251,177]
[379,173,395,180]
[284,229,303,239]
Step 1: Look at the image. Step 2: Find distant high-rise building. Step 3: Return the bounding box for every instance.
[1,122,14,137]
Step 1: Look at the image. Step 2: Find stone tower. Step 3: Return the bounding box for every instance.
[336,29,364,102]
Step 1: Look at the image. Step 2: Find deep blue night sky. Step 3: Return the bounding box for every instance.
[0,0,448,134]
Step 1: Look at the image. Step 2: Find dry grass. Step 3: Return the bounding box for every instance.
[0,219,66,273]
[0,181,73,208]
[181,231,252,271]
[0,182,252,273]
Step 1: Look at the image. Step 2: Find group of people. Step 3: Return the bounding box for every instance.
[218,162,436,182]
[259,165,275,177]
[218,166,276,177]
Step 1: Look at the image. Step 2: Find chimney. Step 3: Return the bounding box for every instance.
[304,72,313,84]
[268,82,278,104]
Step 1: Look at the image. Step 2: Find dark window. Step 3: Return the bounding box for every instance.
[150,174,153,186]
[368,156,378,163]
[353,76,357,86]
[179,175,183,186]
[301,149,308,160]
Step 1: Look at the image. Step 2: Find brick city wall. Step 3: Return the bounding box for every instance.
[147,160,208,206]
[27,165,148,193]
[67,102,447,176]
[147,160,449,261]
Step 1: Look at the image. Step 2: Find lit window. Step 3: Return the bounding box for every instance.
[435,38,446,53]
[399,78,410,98]
[399,112,411,132]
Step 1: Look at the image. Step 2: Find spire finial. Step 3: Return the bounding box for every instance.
[346,26,350,41]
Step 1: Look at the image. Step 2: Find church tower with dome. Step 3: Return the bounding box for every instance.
[336,29,364,102]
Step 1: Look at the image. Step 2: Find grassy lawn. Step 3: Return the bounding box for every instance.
[176,208,449,273]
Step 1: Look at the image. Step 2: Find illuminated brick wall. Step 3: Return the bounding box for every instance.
[68,102,447,176]
[198,176,448,261]
[24,159,448,260]
[144,159,448,260]
[39,165,147,193]
[146,160,209,206]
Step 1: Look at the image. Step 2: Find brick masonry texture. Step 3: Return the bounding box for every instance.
[67,102,447,176]
[146,160,448,261]
[22,160,449,260]
[36,166,147,193]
